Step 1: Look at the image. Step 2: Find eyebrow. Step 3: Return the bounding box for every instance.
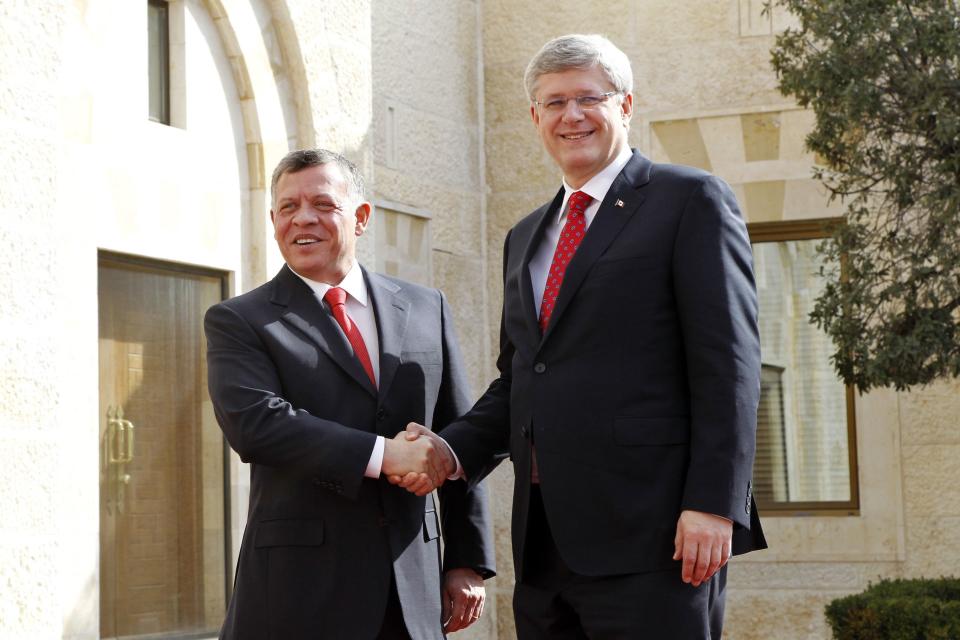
[540,89,603,99]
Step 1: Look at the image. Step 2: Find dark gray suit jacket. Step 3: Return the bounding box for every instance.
[205,265,494,639]
[442,150,766,581]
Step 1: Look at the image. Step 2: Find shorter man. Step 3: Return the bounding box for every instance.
[205,149,494,639]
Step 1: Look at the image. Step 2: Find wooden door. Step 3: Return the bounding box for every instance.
[98,254,228,638]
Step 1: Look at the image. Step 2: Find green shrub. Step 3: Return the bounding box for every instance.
[826,578,960,639]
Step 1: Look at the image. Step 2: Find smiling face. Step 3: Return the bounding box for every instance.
[270,162,371,285]
[530,65,633,188]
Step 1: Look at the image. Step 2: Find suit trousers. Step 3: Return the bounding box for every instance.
[514,486,727,640]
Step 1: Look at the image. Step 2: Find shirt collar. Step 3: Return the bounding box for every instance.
[557,146,633,224]
[289,260,369,307]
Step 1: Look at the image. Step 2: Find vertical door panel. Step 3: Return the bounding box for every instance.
[99,256,227,638]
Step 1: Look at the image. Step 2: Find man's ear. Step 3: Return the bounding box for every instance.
[354,202,372,236]
[621,92,634,127]
[530,103,540,127]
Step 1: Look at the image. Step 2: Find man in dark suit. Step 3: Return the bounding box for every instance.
[396,34,766,638]
[204,149,495,639]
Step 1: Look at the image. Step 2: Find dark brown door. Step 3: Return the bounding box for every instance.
[98,254,228,638]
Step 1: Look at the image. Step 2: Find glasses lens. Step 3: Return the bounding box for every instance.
[540,93,615,114]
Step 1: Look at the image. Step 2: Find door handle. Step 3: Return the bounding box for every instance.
[107,406,135,465]
[105,406,136,513]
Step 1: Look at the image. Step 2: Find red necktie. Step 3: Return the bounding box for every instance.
[538,190,591,333]
[323,287,376,387]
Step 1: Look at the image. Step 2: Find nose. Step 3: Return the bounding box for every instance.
[560,98,586,122]
[291,204,320,225]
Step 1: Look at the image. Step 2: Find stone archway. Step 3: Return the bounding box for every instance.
[200,0,303,289]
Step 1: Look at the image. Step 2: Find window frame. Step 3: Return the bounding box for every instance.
[747,218,860,517]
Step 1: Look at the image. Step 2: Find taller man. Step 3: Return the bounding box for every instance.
[205,149,494,639]
[410,34,767,638]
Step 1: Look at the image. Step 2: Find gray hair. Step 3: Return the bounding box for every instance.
[270,148,366,206]
[523,34,634,101]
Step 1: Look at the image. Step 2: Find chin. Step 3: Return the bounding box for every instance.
[561,155,601,174]
[564,146,600,160]
[291,259,324,277]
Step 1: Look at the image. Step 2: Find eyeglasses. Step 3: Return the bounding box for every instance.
[533,91,621,115]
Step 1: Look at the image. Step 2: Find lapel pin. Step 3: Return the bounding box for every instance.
[615,199,625,208]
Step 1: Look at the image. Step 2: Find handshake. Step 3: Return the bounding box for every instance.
[382,423,457,496]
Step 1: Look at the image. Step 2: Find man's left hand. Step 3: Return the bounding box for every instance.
[441,568,485,633]
[673,510,732,587]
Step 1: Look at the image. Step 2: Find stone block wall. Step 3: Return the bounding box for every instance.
[0,1,99,638]
[371,0,490,395]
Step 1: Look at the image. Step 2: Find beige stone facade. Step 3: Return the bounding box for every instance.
[1,0,957,638]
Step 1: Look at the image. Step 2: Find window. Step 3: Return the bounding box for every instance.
[749,220,859,515]
[148,0,170,124]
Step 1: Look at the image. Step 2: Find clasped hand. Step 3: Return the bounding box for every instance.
[382,423,455,496]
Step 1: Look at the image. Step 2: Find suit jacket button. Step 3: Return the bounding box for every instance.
[520,425,529,438]
[376,408,387,420]
[533,362,546,374]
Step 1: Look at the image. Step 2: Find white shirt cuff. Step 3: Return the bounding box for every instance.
[365,435,385,478]
[439,435,465,480]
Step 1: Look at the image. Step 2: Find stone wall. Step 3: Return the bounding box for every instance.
[371,0,490,395]
[0,2,83,636]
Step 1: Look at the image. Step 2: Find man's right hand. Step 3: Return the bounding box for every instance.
[381,426,454,496]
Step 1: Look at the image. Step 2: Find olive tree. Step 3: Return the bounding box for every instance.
[770,0,960,391]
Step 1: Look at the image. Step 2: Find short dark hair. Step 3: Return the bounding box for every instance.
[270,148,366,206]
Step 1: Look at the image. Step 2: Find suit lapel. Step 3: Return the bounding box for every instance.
[541,151,652,344]
[518,188,565,343]
[365,270,409,402]
[273,266,378,398]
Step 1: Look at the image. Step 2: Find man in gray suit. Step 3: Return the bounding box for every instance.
[205,149,494,639]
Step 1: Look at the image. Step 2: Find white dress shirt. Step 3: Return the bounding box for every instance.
[290,261,386,478]
[528,146,633,311]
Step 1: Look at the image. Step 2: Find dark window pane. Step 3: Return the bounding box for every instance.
[755,364,789,502]
[148,0,170,124]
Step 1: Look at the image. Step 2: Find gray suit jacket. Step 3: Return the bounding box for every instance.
[205,265,494,639]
